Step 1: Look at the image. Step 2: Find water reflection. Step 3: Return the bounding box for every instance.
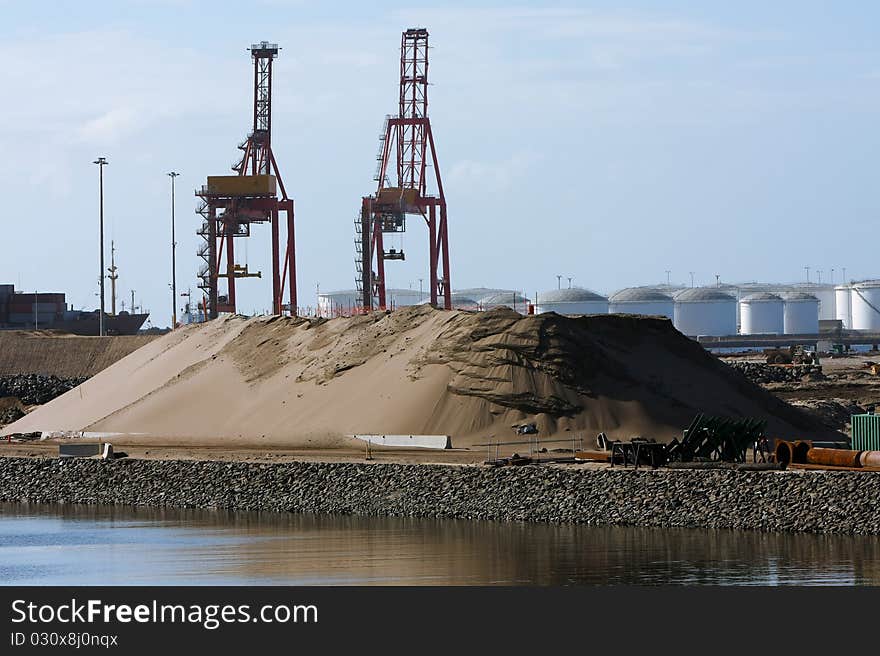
[1,503,878,585]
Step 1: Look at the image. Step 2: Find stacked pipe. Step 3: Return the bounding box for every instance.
[774,439,880,469]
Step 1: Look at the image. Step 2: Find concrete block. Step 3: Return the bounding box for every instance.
[350,434,451,449]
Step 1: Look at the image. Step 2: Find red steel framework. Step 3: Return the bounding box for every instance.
[357,28,451,311]
[196,41,296,319]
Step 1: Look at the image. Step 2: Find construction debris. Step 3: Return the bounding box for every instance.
[728,361,823,384]
[666,414,768,464]
[774,438,880,471]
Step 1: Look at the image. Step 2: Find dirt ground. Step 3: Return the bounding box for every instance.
[720,351,880,433]
[722,352,880,406]
[0,439,536,466]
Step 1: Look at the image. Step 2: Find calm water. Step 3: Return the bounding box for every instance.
[1,503,879,585]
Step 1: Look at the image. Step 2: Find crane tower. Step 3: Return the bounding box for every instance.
[196,41,297,319]
[356,28,451,311]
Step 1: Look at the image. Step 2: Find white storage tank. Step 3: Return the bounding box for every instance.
[782,292,819,334]
[835,284,852,329]
[673,288,737,336]
[850,280,880,331]
[419,295,480,310]
[608,287,673,319]
[739,292,784,335]
[790,283,836,320]
[318,289,363,317]
[534,288,608,315]
[479,291,531,313]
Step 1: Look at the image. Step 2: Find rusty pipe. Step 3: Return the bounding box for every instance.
[793,440,812,464]
[858,451,880,467]
[774,440,794,465]
[806,447,862,468]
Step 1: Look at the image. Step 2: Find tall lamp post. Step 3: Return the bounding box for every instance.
[93,157,108,336]
[168,171,180,327]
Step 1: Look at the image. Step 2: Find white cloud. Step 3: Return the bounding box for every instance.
[76,107,141,144]
[447,152,543,192]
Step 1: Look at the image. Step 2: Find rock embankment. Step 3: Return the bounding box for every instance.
[1,457,878,534]
[0,374,88,405]
[727,361,823,384]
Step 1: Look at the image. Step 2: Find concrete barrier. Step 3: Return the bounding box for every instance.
[58,443,113,459]
[350,434,451,449]
[41,431,138,441]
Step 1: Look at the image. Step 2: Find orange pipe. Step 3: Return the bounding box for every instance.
[793,441,812,464]
[774,440,794,465]
[805,447,862,468]
[858,451,880,467]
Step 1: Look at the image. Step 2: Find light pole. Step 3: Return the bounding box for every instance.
[665,270,671,286]
[93,157,108,336]
[418,278,423,302]
[168,171,180,328]
[556,274,562,290]
[689,272,695,288]
[805,266,810,283]
[567,276,572,289]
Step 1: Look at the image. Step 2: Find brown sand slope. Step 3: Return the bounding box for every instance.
[0,331,157,378]
[0,306,837,446]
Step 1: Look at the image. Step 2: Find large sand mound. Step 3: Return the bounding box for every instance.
[1,306,836,447]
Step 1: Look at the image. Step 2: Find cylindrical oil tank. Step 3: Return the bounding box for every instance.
[835,284,852,329]
[533,288,608,315]
[782,292,819,334]
[789,283,836,320]
[479,291,532,313]
[608,287,673,318]
[850,280,880,331]
[739,292,783,335]
[672,288,737,336]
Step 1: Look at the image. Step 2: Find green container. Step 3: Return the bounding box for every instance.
[852,414,880,450]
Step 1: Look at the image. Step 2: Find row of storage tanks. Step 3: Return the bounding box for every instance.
[528,281,880,337]
[317,281,880,337]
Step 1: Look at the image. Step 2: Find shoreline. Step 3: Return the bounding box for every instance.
[1,456,880,535]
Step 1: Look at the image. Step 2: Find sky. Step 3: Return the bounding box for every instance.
[1,1,878,326]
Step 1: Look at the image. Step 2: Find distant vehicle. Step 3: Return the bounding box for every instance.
[764,345,814,365]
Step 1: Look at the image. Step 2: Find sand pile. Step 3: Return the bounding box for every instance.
[0,306,836,447]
